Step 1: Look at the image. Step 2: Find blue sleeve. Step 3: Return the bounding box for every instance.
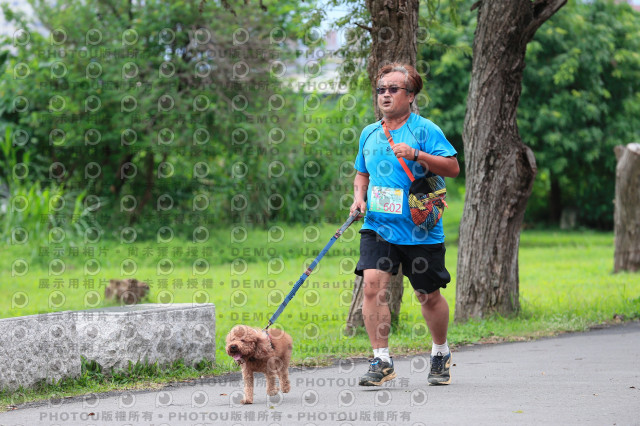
[354,124,379,174]
[421,121,457,158]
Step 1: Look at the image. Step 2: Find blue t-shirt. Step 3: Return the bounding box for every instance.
[354,113,457,245]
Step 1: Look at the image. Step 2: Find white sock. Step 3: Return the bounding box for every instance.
[373,347,391,363]
[431,341,450,356]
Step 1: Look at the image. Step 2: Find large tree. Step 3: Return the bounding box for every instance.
[455,0,566,321]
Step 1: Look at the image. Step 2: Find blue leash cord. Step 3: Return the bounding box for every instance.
[264,209,361,330]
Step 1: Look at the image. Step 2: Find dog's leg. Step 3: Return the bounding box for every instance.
[279,364,291,393]
[241,365,254,404]
[265,369,279,396]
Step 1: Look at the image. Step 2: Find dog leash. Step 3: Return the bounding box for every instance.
[263,208,362,330]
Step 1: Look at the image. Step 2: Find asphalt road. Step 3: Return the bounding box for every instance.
[2,321,639,426]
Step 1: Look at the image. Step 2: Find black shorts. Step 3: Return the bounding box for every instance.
[355,230,451,294]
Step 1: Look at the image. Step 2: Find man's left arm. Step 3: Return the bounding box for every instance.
[390,144,459,177]
[415,152,459,178]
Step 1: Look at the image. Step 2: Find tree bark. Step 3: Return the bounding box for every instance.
[347,0,418,329]
[346,275,365,329]
[132,151,162,223]
[614,143,640,273]
[549,174,562,223]
[365,0,419,119]
[455,0,566,321]
[346,266,405,331]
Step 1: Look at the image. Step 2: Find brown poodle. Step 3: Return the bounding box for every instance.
[225,325,293,404]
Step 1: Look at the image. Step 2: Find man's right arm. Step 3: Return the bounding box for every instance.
[351,171,369,216]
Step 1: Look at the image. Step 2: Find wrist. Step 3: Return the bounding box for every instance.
[413,149,419,161]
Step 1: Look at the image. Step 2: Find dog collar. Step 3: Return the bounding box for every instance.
[263,329,275,350]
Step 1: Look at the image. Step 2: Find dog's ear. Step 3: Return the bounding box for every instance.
[226,325,238,342]
[227,325,248,341]
[254,331,273,359]
[237,325,251,340]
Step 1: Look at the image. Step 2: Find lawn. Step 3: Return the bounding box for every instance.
[1,201,638,408]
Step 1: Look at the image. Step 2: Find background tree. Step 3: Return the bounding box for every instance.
[455,0,566,321]
[417,1,472,180]
[519,0,640,228]
[614,143,640,273]
[0,0,369,241]
[422,0,640,229]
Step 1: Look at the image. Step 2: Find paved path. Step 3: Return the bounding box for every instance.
[2,322,639,426]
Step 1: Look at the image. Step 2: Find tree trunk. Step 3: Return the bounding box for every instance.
[346,266,405,331]
[132,151,161,223]
[346,275,365,329]
[455,0,566,321]
[549,173,562,223]
[614,143,640,273]
[365,0,419,119]
[347,0,419,329]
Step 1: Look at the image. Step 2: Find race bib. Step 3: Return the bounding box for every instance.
[370,186,403,214]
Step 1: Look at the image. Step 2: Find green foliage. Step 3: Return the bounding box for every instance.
[0,356,218,409]
[2,0,636,235]
[0,127,94,243]
[519,0,640,228]
[0,0,370,239]
[87,355,215,384]
[414,0,640,228]
[325,0,372,90]
[418,0,474,171]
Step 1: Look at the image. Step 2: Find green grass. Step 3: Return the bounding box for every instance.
[1,199,639,409]
[2,357,224,409]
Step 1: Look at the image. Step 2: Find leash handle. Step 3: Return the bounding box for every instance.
[340,208,362,235]
[265,209,360,328]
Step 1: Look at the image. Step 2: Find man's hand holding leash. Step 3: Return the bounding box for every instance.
[351,170,369,221]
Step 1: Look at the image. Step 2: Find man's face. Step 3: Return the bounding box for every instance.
[377,71,414,118]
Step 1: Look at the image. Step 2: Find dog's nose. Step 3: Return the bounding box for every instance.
[230,344,238,351]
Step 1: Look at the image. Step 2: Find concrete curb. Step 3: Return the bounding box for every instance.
[0,304,215,391]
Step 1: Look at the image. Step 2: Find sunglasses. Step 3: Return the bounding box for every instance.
[376,86,410,95]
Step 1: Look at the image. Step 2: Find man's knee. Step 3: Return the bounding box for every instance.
[415,289,441,307]
[363,280,387,301]
[363,270,390,301]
